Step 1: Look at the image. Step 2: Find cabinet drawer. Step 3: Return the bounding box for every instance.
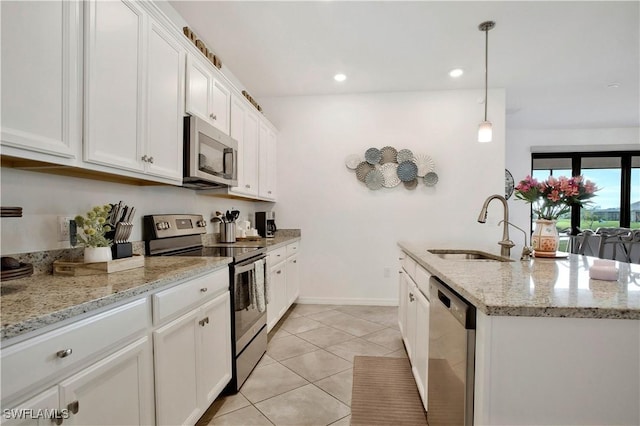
[1,298,149,400]
[286,242,299,257]
[401,255,417,280]
[268,247,287,265]
[152,268,228,325]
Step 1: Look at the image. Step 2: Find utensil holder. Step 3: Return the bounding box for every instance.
[220,223,236,243]
[111,242,132,259]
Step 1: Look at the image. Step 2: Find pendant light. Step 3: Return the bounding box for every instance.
[478,21,495,143]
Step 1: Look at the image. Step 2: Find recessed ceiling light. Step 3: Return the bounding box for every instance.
[607,82,620,88]
[334,73,347,82]
[449,68,464,78]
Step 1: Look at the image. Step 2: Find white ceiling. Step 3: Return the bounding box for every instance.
[169,1,640,130]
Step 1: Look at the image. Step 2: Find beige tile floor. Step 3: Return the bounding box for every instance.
[197,304,405,426]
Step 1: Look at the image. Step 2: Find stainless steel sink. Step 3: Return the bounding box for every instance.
[427,249,513,262]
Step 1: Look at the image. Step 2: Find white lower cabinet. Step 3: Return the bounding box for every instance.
[153,291,231,426]
[267,242,301,331]
[398,253,430,411]
[58,337,154,425]
[2,387,60,426]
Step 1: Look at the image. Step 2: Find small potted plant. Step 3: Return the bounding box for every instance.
[514,175,597,256]
[74,204,113,263]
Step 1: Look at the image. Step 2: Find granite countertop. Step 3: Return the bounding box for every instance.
[399,242,640,320]
[205,234,301,251]
[0,256,231,342]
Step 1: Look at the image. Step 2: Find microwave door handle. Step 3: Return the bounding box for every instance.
[223,148,234,176]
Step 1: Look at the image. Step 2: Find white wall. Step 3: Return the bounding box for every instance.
[0,167,257,254]
[506,128,640,243]
[262,89,506,304]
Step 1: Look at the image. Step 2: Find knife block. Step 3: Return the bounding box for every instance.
[111,243,132,259]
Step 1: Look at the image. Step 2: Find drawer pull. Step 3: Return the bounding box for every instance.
[67,400,79,414]
[276,270,282,274]
[200,288,208,293]
[293,260,297,263]
[56,348,73,358]
[199,317,210,327]
[53,411,65,425]
[409,292,415,302]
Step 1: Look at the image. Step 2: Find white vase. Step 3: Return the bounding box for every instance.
[531,219,559,257]
[84,246,112,263]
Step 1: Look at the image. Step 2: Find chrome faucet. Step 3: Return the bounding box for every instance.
[477,194,515,258]
[498,220,532,261]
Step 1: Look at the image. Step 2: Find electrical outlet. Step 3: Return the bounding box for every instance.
[58,216,74,242]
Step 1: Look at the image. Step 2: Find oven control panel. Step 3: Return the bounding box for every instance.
[143,214,207,239]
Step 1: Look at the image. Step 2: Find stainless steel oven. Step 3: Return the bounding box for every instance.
[144,214,268,392]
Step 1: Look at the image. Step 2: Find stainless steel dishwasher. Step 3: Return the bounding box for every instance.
[428,276,476,426]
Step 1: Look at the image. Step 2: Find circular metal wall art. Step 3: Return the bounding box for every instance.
[403,179,418,189]
[355,162,374,182]
[414,154,435,177]
[365,169,385,190]
[380,163,400,187]
[424,172,439,187]
[345,154,362,170]
[380,146,398,164]
[396,149,414,163]
[397,161,418,182]
[365,148,382,165]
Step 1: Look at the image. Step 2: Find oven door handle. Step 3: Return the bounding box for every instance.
[235,256,266,275]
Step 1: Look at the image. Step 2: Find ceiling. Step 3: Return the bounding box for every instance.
[169,1,640,130]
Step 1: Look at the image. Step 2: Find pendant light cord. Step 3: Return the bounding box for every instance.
[484,26,489,121]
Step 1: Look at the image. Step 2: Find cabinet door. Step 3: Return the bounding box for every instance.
[398,271,408,336]
[267,263,286,331]
[1,0,81,162]
[84,0,145,172]
[413,289,430,410]
[258,124,277,200]
[145,20,184,181]
[197,292,232,408]
[58,337,154,426]
[229,95,248,195]
[1,387,59,426]
[185,54,212,123]
[405,278,418,362]
[286,255,300,306]
[153,310,200,426]
[210,79,230,134]
[242,110,260,196]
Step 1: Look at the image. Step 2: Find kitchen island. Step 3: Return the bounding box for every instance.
[399,242,640,426]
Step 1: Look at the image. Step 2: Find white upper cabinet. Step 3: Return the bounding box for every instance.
[229,95,259,197]
[259,122,277,200]
[186,54,230,135]
[84,0,145,173]
[145,19,185,181]
[0,0,81,164]
[84,0,185,184]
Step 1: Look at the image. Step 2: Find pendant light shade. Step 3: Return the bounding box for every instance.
[478,21,495,143]
[478,121,493,143]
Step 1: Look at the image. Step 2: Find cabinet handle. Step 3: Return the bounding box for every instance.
[53,411,65,425]
[141,155,148,162]
[67,401,79,414]
[276,270,282,274]
[199,317,210,327]
[200,287,208,293]
[268,191,272,194]
[148,156,154,164]
[409,292,415,302]
[56,348,73,358]
[293,260,297,263]
[245,184,251,188]
[210,114,217,120]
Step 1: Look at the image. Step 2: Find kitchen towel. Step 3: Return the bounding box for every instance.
[252,258,266,313]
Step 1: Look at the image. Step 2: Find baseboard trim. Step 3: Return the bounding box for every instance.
[295,297,398,306]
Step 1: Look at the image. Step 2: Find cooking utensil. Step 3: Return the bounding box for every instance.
[226,210,233,222]
[119,206,128,223]
[231,210,240,222]
[126,207,135,223]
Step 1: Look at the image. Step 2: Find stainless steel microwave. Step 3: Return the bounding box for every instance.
[183,115,238,189]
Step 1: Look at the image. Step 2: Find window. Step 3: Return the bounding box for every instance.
[531,151,640,235]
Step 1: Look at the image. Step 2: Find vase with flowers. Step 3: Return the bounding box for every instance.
[514,175,597,257]
[74,204,113,263]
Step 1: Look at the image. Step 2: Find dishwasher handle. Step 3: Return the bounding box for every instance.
[430,276,476,330]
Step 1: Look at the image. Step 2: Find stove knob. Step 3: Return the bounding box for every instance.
[164,221,171,229]
[197,220,206,227]
[156,222,163,231]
